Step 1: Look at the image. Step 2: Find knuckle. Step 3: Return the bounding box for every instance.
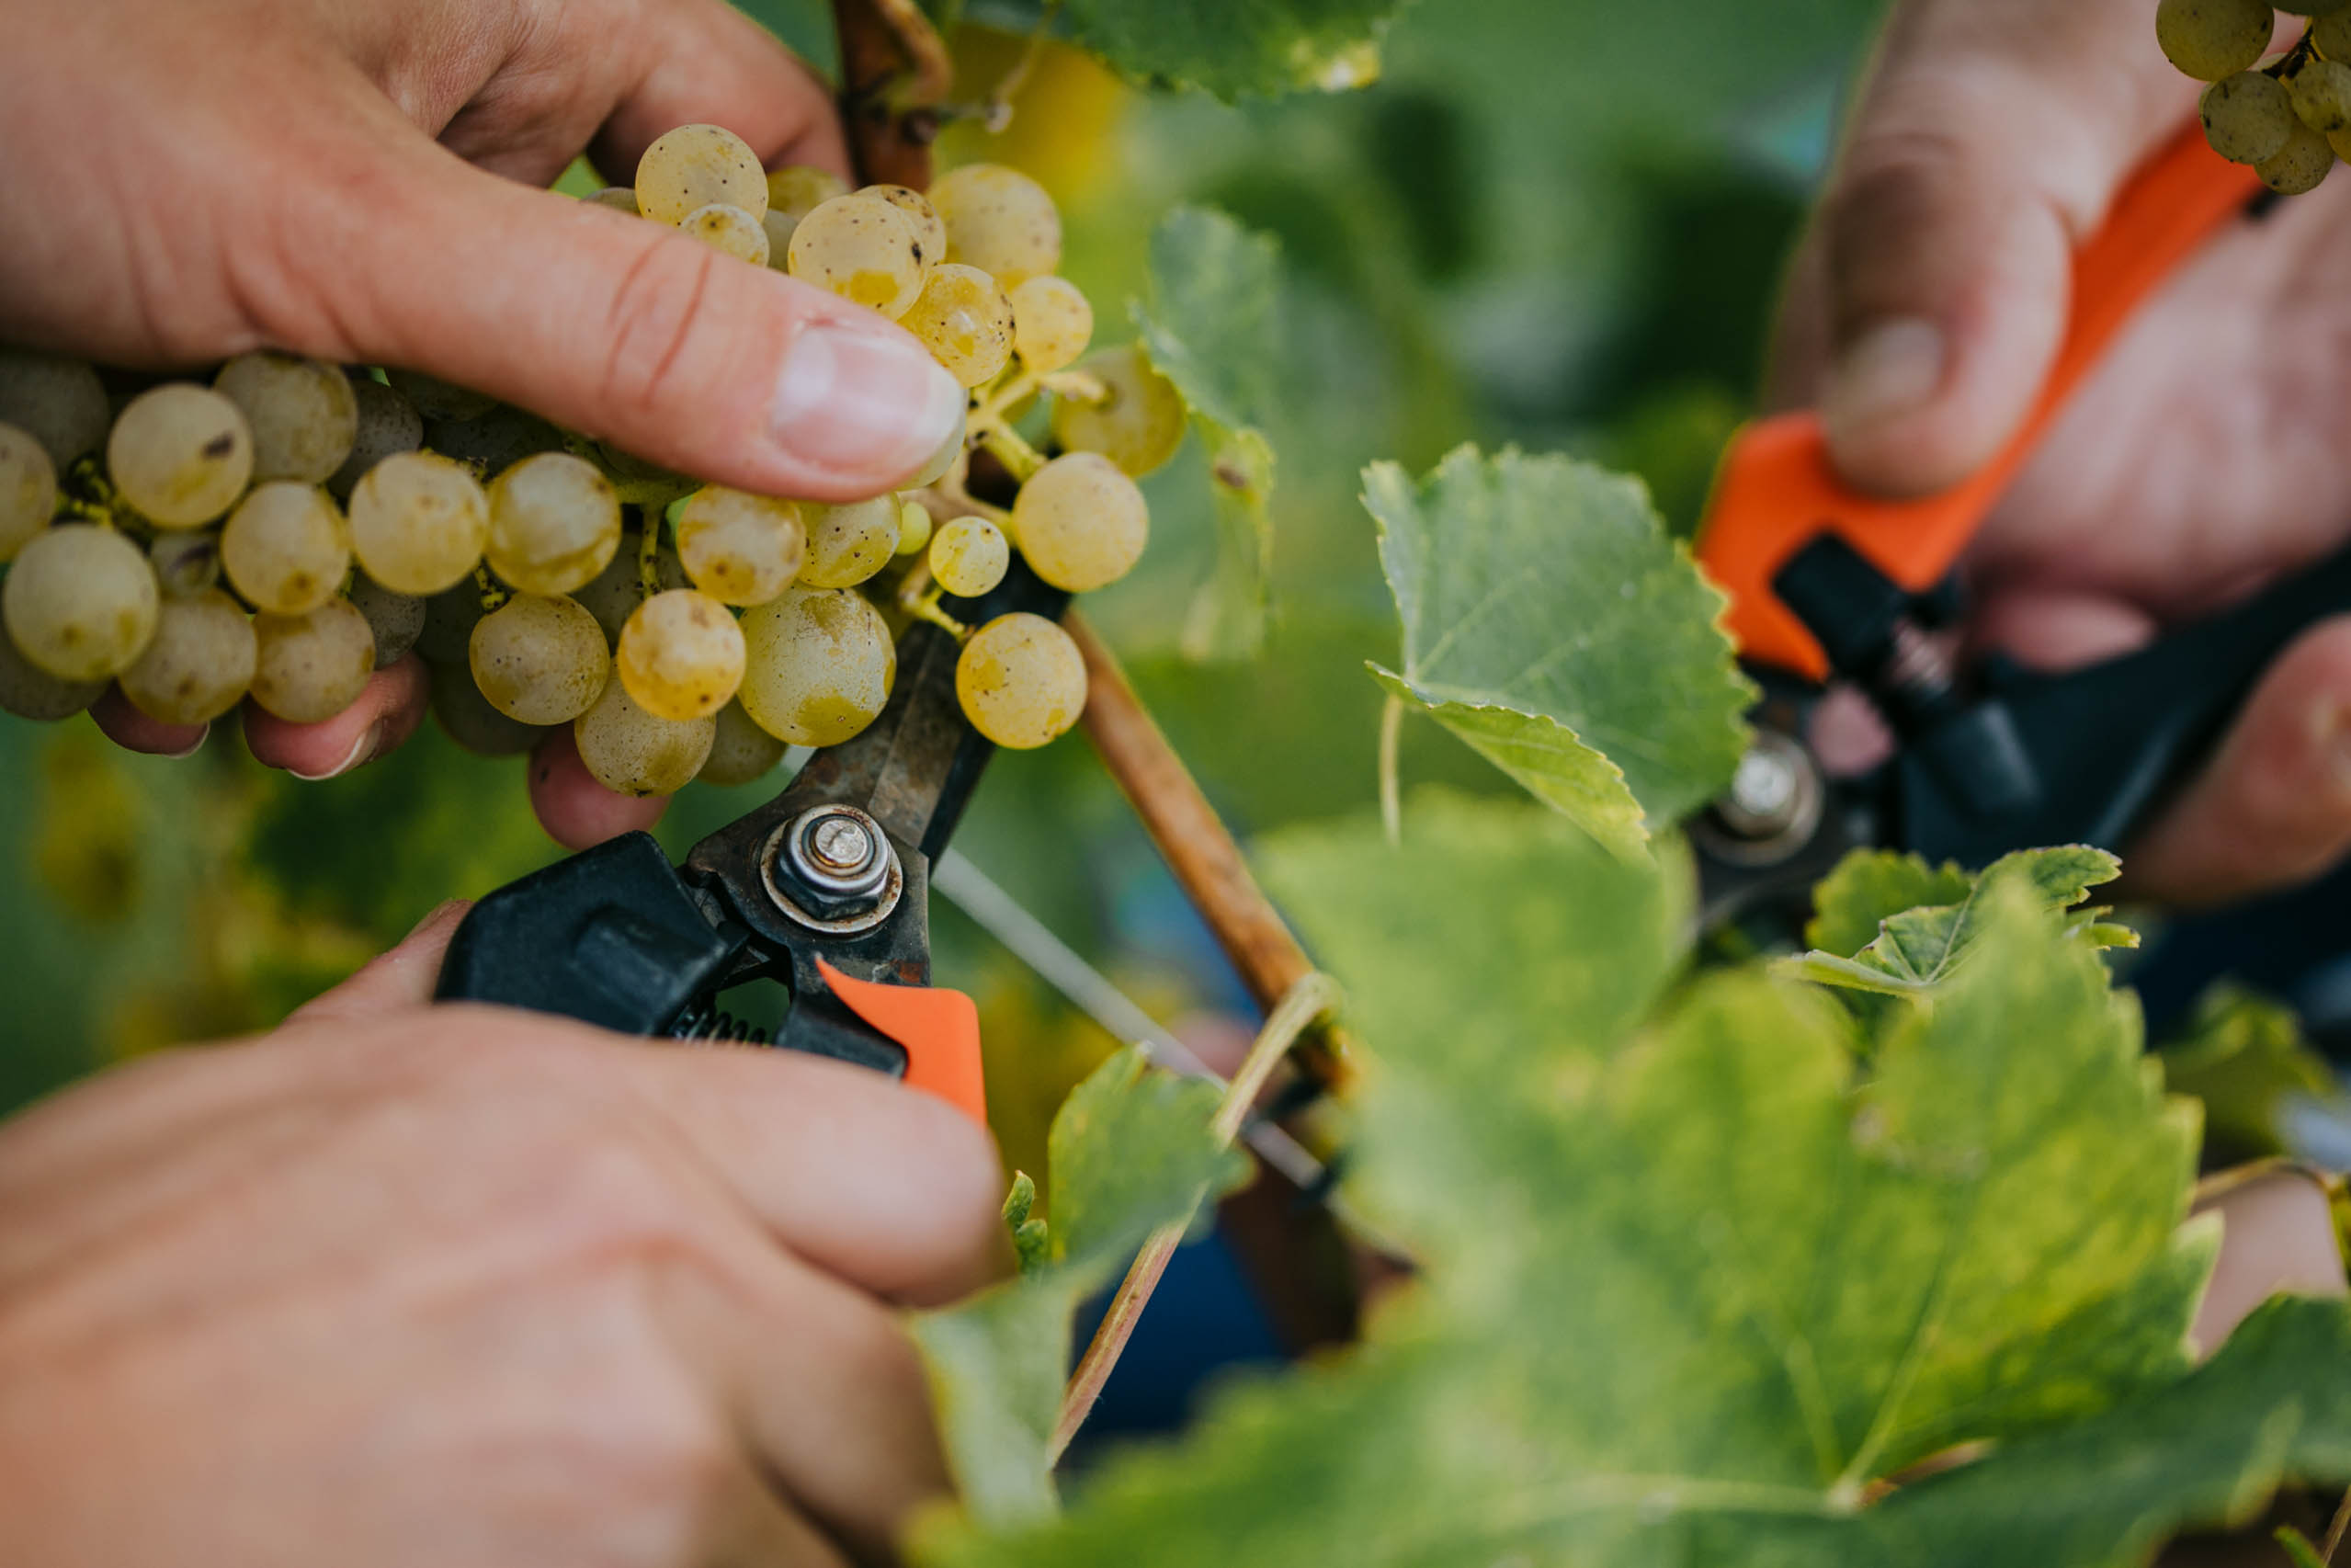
[596,234,726,431]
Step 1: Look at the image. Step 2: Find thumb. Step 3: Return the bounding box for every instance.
[283,899,472,1026]
[1790,0,2201,496]
[340,141,963,504]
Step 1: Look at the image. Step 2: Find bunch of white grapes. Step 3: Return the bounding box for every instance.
[2161,0,2351,191]
[0,123,1196,801]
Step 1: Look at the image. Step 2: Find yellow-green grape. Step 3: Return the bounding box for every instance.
[955,612,1085,749]
[468,593,610,724]
[221,482,349,615]
[1010,276,1094,373]
[328,379,424,500]
[798,495,899,587]
[2201,72,2297,163]
[899,263,1016,388]
[1011,452,1149,592]
[574,676,715,796]
[930,516,1010,597]
[213,351,358,484]
[676,487,806,606]
[634,122,767,226]
[927,163,1062,287]
[894,500,934,557]
[2331,126,2351,161]
[0,348,109,468]
[2,524,159,680]
[0,420,57,562]
[2290,57,2351,131]
[346,574,426,668]
[2260,115,2336,190]
[617,588,745,721]
[763,165,849,265]
[737,587,895,746]
[858,185,948,267]
[786,195,926,318]
[149,530,222,598]
[382,368,495,421]
[1049,345,1187,478]
[108,384,256,528]
[698,698,788,786]
[348,451,490,595]
[0,621,104,720]
[2156,0,2277,80]
[585,187,641,214]
[249,597,375,722]
[430,664,547,756]
[118,588,256,726]
[486,451,621,596]
[681,201,772,266]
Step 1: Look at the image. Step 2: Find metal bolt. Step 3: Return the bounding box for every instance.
[762,805,901,930]
[806,814,876,877]
[1708,731,1822,851]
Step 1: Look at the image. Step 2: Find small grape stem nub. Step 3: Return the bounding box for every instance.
[898,567,970,640]
[971,368,1041,429]
[980,425,1047,483]
[635,513,662,598]
[473,563,508,613]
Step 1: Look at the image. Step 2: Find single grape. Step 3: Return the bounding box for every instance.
[858,185,949,268]
[574,676,715,796]
[930,516,1010,597]
[956,612,1086,749]
[0,619,105,720]
[469,593,610,724]
[894,500,935,557]
[1010,276,1094,373]
[148,529,222,598]
[798,495,899,588]
[429,661,548,757]
[1049,346,1187,478]
[927,164,1062,287]
[2260,115,2336,191]
[416,581,491,664]
[423,405,565,477]
[3,524,159,680]
[635,123,767,226]
[328,378,424,500]
[676,487,806,606]
[1011,452,1149,592]
[0,420,57,562]
[2201,72,2296,163]
[738,587,895,746]
[2291,57,2351,131]
[585,186,641,214]
[0,349,109,469]
[899,263,1016,388]
[486,451,622,595]
[382,368,495,421]
[221,482,350,615]
[213,351,358,484]
[787,196,926,318]
[618,589,745,721]
[699,699,789,786]
[108,383,256,528]
[249,597,375,722]
[681,202,772,266]
[348,451,490,595]
[2155,0,2277,81]
[118,587,256,726]
[346,573,426,667]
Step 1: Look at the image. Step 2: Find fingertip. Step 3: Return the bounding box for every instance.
[243,656,430,780]
[528,727,669,849]
[284,897,475,1026]
[91,687,209,758]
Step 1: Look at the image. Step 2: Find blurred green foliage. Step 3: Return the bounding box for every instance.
[0,0,1881,1137]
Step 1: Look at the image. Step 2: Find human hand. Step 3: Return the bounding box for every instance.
[1,0,964,847]
[0,904,1009,1566]
[1769,0,2351,904]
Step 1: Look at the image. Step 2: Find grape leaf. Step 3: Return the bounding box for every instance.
[909,1048,1241,1527]
[1364,447,1754,858]
[1132,208,1283,661]
[1786,845,2135,997]
[2160,983,2336,1162]
[907,800,2334,1568]
[955,0,1401,100]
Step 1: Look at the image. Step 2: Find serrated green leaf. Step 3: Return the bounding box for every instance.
[1364,446,1754,855]
[1133,209,1284,661]
[910,1048,1239,1527]
[1787,846,2126,995]
[916,833,2277,1568]
[2161,983,2336,1161]
[1803,848,1974,959]
[968,0,1402,98]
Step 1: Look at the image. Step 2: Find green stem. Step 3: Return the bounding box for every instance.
[981,424,1046,483]
[1378,694,1404,847]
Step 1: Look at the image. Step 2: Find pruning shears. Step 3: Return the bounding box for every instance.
[1689,121,2351,932]
[432,567,1071,1126]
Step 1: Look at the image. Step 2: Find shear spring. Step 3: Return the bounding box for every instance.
[670,1003,770,1046]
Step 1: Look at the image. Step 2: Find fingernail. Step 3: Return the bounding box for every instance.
[772,323,966,481]
[402,898,469,943]
[163,725,210,760]
[1823,318,1947,437]
[290,722,382,782]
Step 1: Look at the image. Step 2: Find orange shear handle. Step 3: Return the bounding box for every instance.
[1696,121,2266,682]
[817,959,989,1127]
